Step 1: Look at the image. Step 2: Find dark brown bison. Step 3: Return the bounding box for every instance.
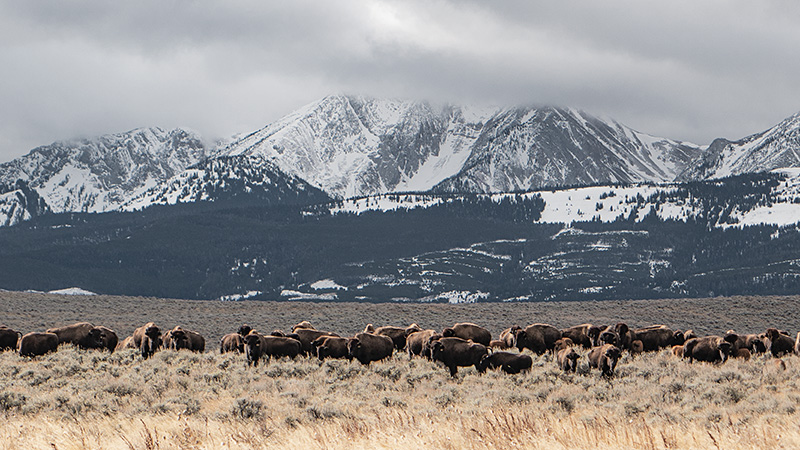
[588,344,622,377]
[499,327,519,349]
[363,324,375,333]
[407,329,439,357]
[0,326,21,351]
[557,347,580,373]
[430,337,488,376]
[725,330,766,355]
[587,325,604,346]
[18,332,59,357]
[244,332,301,366]
[348,332,394,365]
[374,324,423,350]
[46,322,105,350]
[313,336,351,360]
[293,328,339,356]
[220,333,244,353]
[630,340,644,356]
[766,328,794,357]
[683,336,732,363]
[598,323,633,350]
[238,324,253,337]
[554,337,574,353]
[292,321,315,332]
[478,352,532,374]
[735,348,751,360]
[633,325,684,352]
[442,323,491,346]
[244,333,263,366]
[514,323,561,354]
[163,326,204,352]
[97,326,118,353]
[683,329,697,341]
[561,324,593,348]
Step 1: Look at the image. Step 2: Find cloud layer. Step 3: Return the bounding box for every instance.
[2,0,799,161]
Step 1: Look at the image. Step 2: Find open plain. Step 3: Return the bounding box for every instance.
[2,291,800,449]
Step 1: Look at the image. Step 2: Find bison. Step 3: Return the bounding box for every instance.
[554,337,574,353]
[293,328,339,356]
[116,336,136,351]
[557,347,580,373]
[348,332,394,365]
[133,323,162,359]
[407,330,439,358]
[0,326,21,351]
[46,322,105,350]
[499,327,519,349]
[514,323,561,354]
[478,352,532,374]
[683,336,732,363]
[588,344,621,377]
[163,326,205,352]
[220,333,244,354]
[633,325,684,352]
[431,337,488,376]
[766,328,794,357]
[561,324,594,349]
[97,326,118,353]
[489,339,511,350]
[313,336,351,360]
[18,332,59,357]
[442,323,491,346]
[374,324,423,350]
[598,323,633,350]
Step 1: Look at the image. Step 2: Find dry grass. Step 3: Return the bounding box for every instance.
[2,291,800,449]
[1,346,800,449]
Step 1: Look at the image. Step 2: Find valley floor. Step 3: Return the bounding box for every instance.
[2,291,800,449]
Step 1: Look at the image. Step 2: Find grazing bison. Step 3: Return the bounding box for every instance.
[557,347,580,373]
[633,325,684,352]
[554,337,574,353]
[588,344,621,377]
[630,340,644,356]
[163,327,205,352]
[313,336,351,360]
[683,336,732,363]
[46,322,105,350]
[561,324,593,349]
[348,332,394,365]
[407,330,439,357]
[261,335,302,360]
[18,332,59,357]
[766,328,795,357]
[293,328,339,356]
[431,337,488,376]
[587,325,604,347]
[220,333,244,354]
[514,324,561,354]
[725,330,767,355]
[442,323,491,346]
[374,324,422,350]
[735,348,751,360]
[672,345,684,358]
[97,326,118,353]
[478,352,532,374]
[0,326,21,351]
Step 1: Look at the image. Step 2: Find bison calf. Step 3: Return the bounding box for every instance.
[588,344,621,377]
[557,347,580,373]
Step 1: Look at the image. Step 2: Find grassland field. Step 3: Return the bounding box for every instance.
[2,291,800,449]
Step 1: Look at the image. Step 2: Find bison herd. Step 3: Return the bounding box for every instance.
[2,320,799,377]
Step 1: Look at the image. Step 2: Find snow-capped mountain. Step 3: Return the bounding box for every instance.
[121,154,330,211]
[433,107,702,193]
[0,180,49,227]
[0,127,210,215]
[678,113,800,181]
[217,95,702,198]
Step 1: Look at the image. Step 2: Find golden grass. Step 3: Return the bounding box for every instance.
[2,345,800,449]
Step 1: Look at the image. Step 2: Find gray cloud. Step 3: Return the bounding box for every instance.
[1,0,799,161]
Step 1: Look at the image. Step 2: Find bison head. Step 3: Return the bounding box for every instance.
[672,330,685,346]
[244,334,261,350]
[599,328,618,347]
[346,338,361,358]
[766,328,781,341]
[237,324,252,337]
[86,327,105,349]
[429,340,445,361]
[170,328,190,350]
[145,326,161,340]
[442,327,455,338]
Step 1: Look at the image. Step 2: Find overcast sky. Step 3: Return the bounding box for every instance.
[1,0,799,162]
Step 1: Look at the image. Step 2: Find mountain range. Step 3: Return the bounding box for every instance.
[2,95,800,227]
